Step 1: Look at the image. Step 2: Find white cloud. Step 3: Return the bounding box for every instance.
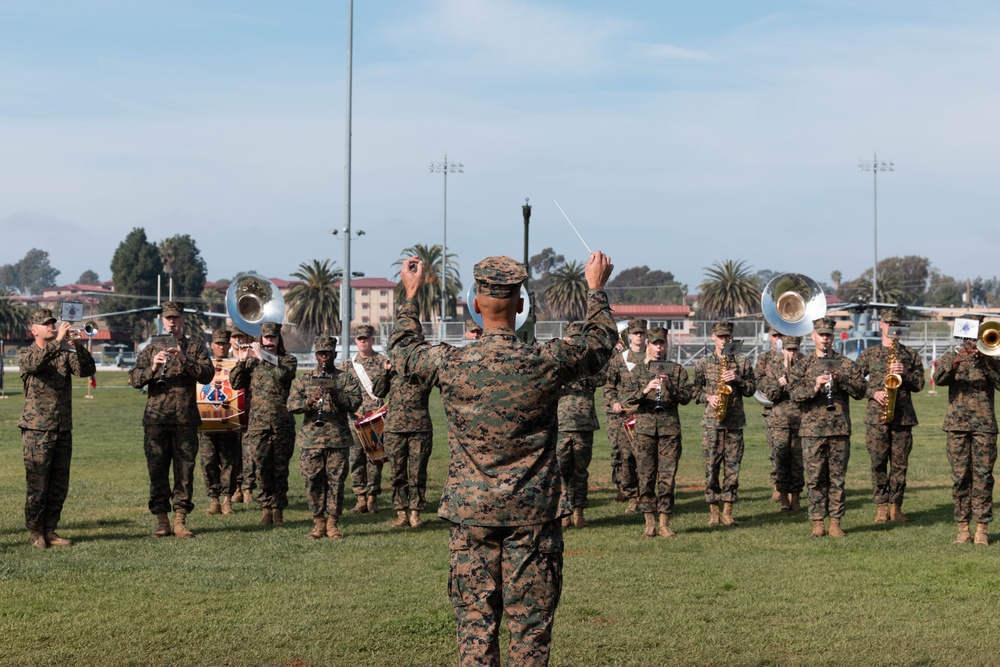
[644,43,715,61]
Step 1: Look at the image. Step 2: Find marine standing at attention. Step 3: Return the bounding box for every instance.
[389,251,616,667]
[602,319,647,514]
[342,324,390,514]
[18,308,96,548]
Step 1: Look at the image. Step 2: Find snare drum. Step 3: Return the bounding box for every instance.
[354,405,389,465]
[622,414,637,447]
[197,359,246,432]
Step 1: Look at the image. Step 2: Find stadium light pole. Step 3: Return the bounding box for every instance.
[339,0,354,362]
[428,154,463,334]
[858,152,894,304]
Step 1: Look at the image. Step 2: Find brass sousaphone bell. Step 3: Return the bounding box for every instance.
[226,273,285,337]
[465,283,532,331]
[761,273,827,337]
[978,321,1000,357]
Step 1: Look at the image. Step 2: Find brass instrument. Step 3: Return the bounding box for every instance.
[650,357,669,414]
[761,273,827,337]
[66,322,98,340]
[881,334,903,423]
[466,283,533,331]
[715,352,733,421]
[226,273,286,337]
[977,321,1000,357]
[312,369,333,427]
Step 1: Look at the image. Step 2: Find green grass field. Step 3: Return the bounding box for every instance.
[2,372,1000,666]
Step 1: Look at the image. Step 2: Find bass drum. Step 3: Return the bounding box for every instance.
[197,358,247,432]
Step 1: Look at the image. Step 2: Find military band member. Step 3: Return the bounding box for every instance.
[287,335,363,539]
[129,302,214,538]
[384,361,435,528]
[230,321,297,527]
[755,327,785,502]
[198,328,242,516]
[789,317,865,538]
[932,319,1000,546]
[342,324,390,514]
[603,319,647,513]
[622,326,692,537]
[465,318,483,340]
[757,335,805,511]
[230,324,254,504]
[556,321,603,529]
[389,252,616,667]
[18,308,96,548]
[692,321,756,526]
[855,308,925,524]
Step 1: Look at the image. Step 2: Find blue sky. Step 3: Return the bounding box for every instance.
[2,0,999,297]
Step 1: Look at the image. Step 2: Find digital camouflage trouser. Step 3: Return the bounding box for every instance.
[611,415,638,499]
[634,432,681,515]
[945,431,997,523]
[449,520,563,667]
[144,424,199,515]
[772,426,804,495]
[239,436,257,494]
[702,428,744,504]
[865,423,913,506]
[802,435,851,520]
[299,447,349,518]
[198,431,241,499]
[556,431,593,509]
[247,426,296,510]
[384,431,433,511]
[22,429,72,532]
[349,423,383,498]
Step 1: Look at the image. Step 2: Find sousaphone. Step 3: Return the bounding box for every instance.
[226,273,285,337]
[465,283,532,331]
[761,273,827,337]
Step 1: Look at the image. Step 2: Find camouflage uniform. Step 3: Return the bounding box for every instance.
[198,330,242,503]
[932,345,1000,524]
[692,338,757,506]
[755,347,782,488]
[788,346,865,520]
[18,315,96,535]
[556,325,602,511]
[229,325,254,499]
[389,256,616,667]
[287,363,363,519]
[129,326,215,515]
[757,344,805,496]
[383,369,435,512]
[342,339,390,503]
[621,355,692,515]
[229,329,297,512]
[603,347,645,501]
[855,336,924,508]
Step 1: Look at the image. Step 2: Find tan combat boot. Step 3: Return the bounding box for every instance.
[790,495,802,511]
[307,517,326,539]
[242,489,253,504]
[657,513,675,538]
[221,495,235,515]
[975,522,989,547]
[954,521,972,544]
[810,519,826,538]
[721,502,737,526]
[828,518,846,538]
[625,498,638,515]
[561,515,572,528]
[366,495,380,514]
[152,513,171,537]
[272,508,284,526]
[349,495,368,514]
[409,510,424,528]
[258,508,273,526]
[206,497,222,516]
[779,493,791,512]
[573,508,588,528]
[326,515,343,539]
[29,531,48,549]
[44,528,73,548]
[889,504,909,523]
[393,510,409,528]
[708,503,721,527]
[642,512,657,538]
[874,504,889,523]
[770,487,782,503]
[173,512,194,539]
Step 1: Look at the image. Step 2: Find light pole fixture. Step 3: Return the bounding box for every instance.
[858,152,894,304]
[428,153,463,328]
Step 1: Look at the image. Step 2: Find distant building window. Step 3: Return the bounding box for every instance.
[362,304,369,310]
[362,316,370,323]
[380,290,387,297]
[361,290,369,296]
[380,303,387,310]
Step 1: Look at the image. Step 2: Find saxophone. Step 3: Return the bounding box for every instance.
[715,352,733,421]
[881,337,902,423]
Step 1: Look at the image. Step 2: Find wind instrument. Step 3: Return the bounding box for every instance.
[66,322,98,340]
[313,368,329,427]
[977,321,1000,357]
[761,273,827,337]
[823,342,836,412]
[880,332,903,423]
[715,351,733,421]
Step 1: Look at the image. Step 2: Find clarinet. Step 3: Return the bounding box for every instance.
[653,350,666,413]
[314,368,329,427]
[155,350,173,389]
[824,343,836,412]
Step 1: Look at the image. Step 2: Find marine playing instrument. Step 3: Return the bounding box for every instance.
[880,328,904,423]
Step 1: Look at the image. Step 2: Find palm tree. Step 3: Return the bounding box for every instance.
[545,260,588,321]
[285,259,341,335]
[0,289,30,339]
[392,244,462,322]
[698,260,760,319]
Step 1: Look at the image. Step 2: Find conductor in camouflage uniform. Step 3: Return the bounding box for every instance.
[18,308,96,548]
[755,327,785,502]
[198,328,242,516]
[129,302,214,539]
[342,324,390,514]
[230,321,297,527]
[855,307,925,524]
[692,321,756,526]
[622,326,692,538]
[287,335,363,539]
[603,319,647,513]
[389,252,616,667]
[556,321,603,529]
[757,335,806,511]
[789,317,865,538]
[932,319,1000,546]
[384,359,435,529]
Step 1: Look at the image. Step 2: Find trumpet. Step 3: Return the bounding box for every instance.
[977,321,1000,357]
[66,322,98,340]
